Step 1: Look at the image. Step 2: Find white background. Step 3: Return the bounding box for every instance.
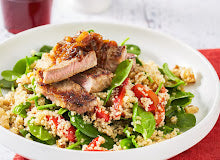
[0,0,219,159]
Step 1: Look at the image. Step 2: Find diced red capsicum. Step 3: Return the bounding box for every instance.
[83,136,108,151]
[95,106,110,122]
[46,115,76,142]
[111,78,130,119]
[131,84,159,112]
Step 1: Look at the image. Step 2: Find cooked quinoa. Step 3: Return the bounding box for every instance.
[0,32,199,151]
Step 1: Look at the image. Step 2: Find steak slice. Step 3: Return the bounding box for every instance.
[42,51,97,84]
[89,32,127,72]
[71,67,113,93]
[37,79,98,114]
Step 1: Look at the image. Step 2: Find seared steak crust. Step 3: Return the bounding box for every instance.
[38,79,98,114]
[71,67,113,93]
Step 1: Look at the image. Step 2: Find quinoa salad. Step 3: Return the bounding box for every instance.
[0,30,199,151]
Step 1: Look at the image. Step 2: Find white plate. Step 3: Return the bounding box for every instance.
[0,22,219,160]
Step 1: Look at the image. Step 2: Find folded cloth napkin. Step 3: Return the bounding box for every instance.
[13,49,220,160]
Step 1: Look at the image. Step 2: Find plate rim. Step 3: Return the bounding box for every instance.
[0,21,219,160]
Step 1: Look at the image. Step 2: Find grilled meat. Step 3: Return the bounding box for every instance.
[37,79,98,114]
[71,67,113,93]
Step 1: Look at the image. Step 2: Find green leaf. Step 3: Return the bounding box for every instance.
[87,29,94,33]
[165,81,185,88]
[0,79,15,89]
[168,90,194,107]
[68,112,114,149]
[57,108,68,115]
[40,45,53,53]
[1,70,21,81]
[19,129,56,145]
[13,58,26,74]
[69,113,99,138]
[12,102,31,118]
[132,103,156,139]
[67,129,92,150]
[158,125,174,134]
[28,118,55,141]
[32,52,44,58]
[162,63,182,82]
[105,59,133,104]
[125,44,141,56]
[120,138,135,150]
[176,113,196,132]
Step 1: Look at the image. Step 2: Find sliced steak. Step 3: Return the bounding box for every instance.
[42,51,97,84]
[36,31,127,84]
[37,79,98,114]
[89,32,127,72]
[71,67,113,93]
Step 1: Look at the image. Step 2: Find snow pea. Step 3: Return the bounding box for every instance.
[68,113,114,149]
[105,59,133,104]
[67,129,92,150]
[28,118,56,142]
[39,45,53,53]
[132,103,156,140]
[12,102,31,118]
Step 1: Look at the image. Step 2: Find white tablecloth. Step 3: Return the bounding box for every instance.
[0,0,219,159]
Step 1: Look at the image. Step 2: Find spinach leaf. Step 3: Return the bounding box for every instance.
[28,118,56,142]
[12,102,31,118]
[1,70,21,81]
[168,90,194,107]
[39,45,53,53]
[125,44,141,56]
[105,59,133,104]
[132,103,156,139]
[69,113,99,138]
[57,108,68,115]
[123,126,138,148]
[120,138,135,150]
[0,79,15,89]
[32,52,44,58]
[158,125,174,134]
[25,56,39,74]
[37,104,57,110]
[68,112,114,149]
[165,81,185,88]
[19,129,56,145]
[87,29,94,33]
[162,63,185,88]
[0,88,2,96]
[67,129,92,150]
[176,113,196,132]
[13,58,26,74]
[162,63,181,82]
[120,37,130,46]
